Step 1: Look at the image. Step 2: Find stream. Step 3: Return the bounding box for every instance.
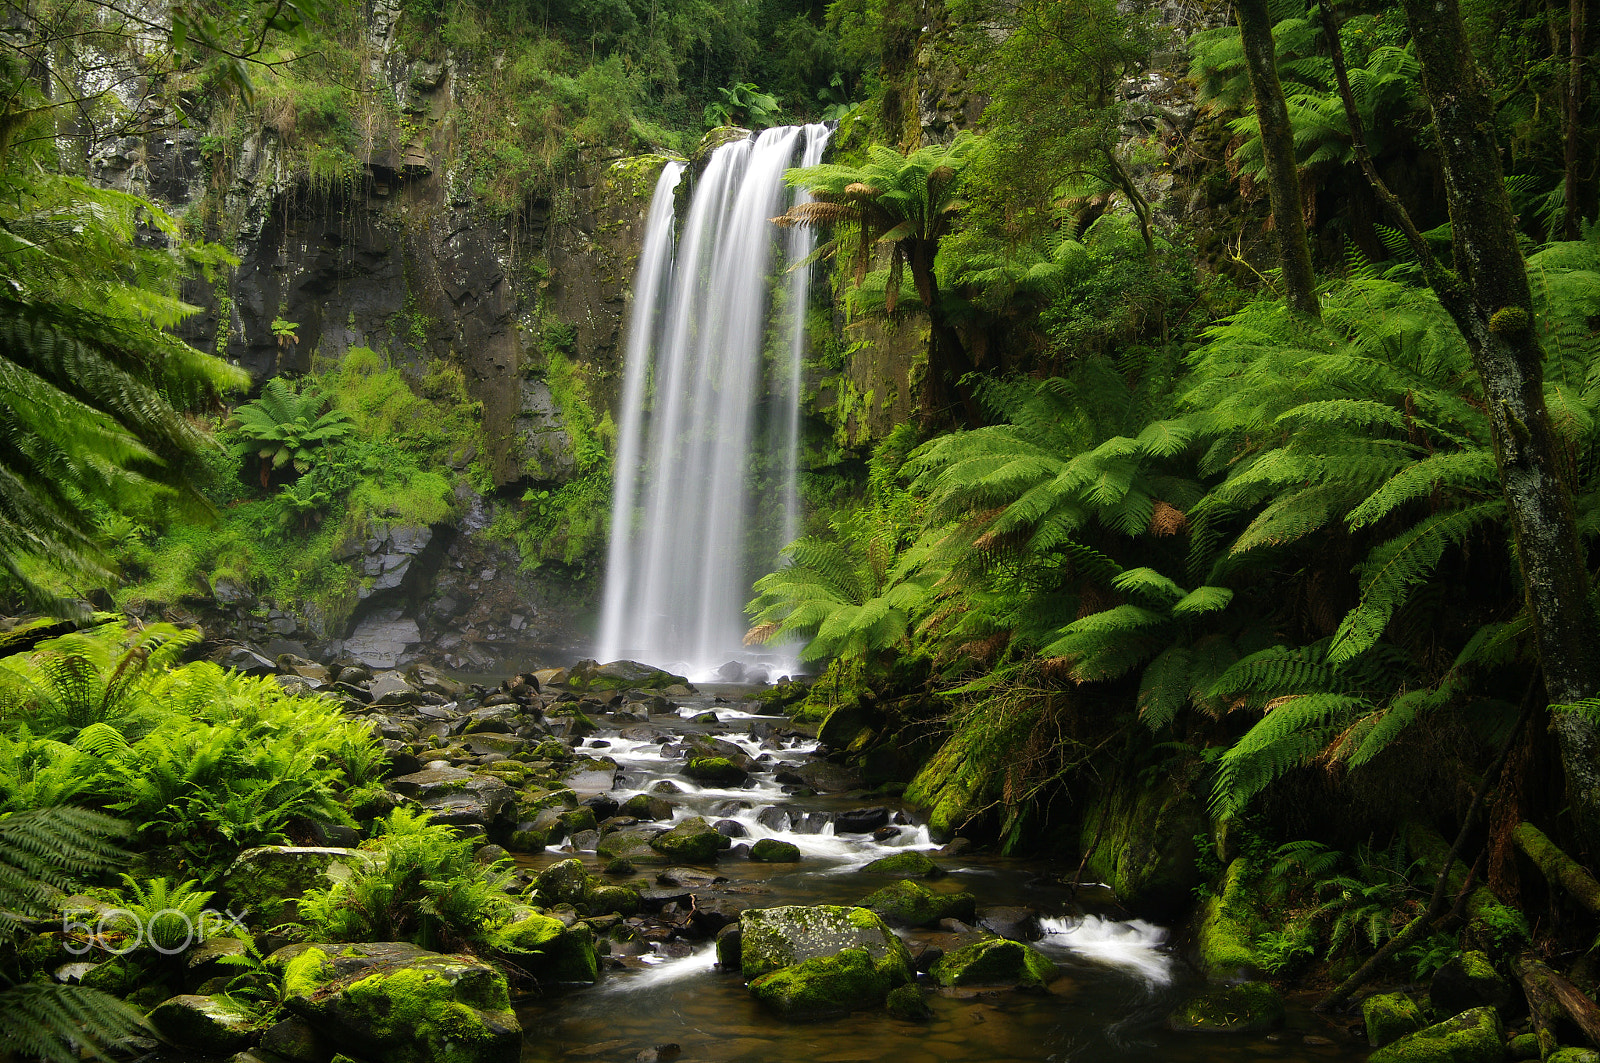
[513,684,1371,1063]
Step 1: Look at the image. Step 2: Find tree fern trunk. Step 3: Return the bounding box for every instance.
[1563,0,1586,240]
[1235,0,1320,318]
[1399,0,1600,852]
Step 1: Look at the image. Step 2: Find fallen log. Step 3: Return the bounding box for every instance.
[1512,952,1600,1050]
[1513,822,1600,915]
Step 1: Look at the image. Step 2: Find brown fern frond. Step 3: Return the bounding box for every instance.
[743,622,780,646]
[771,202,856,228]
[1149,500,1188,537]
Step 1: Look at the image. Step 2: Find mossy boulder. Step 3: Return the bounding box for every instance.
[1196,857,1268,981]
[596,829,661,862]
[1364,991,1427,1047]
[1549,1050,1600,1063]
[1167,982,1285,1034]
[928,938,1057,990]
[858,879,976,928]
[1507,1033,1540,1061]
[572,660,687,691]
[492,914,599,983]
[535,858,590,906]
[739,905,913,982]
[649,816,731,862]
[619,794,673,821]
[587,884,640,916]
[224,846,373,928]
[279,942,521,1063]
[886,983,933,1020]
[749,946,904,1020]
[1430,950,1516,1018]
[863,851,944,878]
[685,757,748,785]
[1078,775,1205,920]
[1368,1006,1504,1063]
[149,994,255,1054]
[749,838,801,862]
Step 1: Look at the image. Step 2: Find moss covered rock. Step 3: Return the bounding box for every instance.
[149,994,255,1054]
[279,942,521,1063]
[1364,991,1427,1047]
[1368,1006,1505,1063]
[492,914,599,983]
[587,884,640,916]
[684,757,748,785]
[858,879,976,928]
[1079,775,1205,920]
[619,794,673,821]
[1430,950,1516,1018]
[224,846,372,928]
[748,946,905,1020]
[749,838,801,862]
[649,816,731,863]
[862,851,944,878]
[535,858,590,906]
[928,938,1057,990]
[886,983,933,1020]
[1196,857,1268,981]
[739,905,912,982]
[596,828,661,862]
[1549,1050,1600,1063]
[1166,982,1285,1034]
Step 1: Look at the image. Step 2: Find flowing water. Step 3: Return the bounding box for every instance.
[597,125,831,681]
[514,689,1369,1063]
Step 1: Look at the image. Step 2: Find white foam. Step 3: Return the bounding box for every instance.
[1038,915,1174,987]
[603,945,718,991]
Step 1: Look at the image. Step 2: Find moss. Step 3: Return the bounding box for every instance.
[1167,982,1285,1034]
[1548,1050,1600,1063]
[649,816,732,862]
[750,838,801,862]
[748,947,896,1020]
[1368,1006,1505,1063]
[684,757,747,784]
[283,946,333,999]
[341,963,516,1063]
[862,851,943,878]
[1489,306,1531,336]
[928,938,1057,990]
[885,983,933,1020]
[586,884,640,916]
[492,914,565,953]
[1363,991,1426,1047]
[1079,774,1205,920]
[1197,857,1268,979]
[858,879,975,928]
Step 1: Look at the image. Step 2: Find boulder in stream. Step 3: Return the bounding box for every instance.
[748,946,908,1020]
[148,994,254,1053]
[649,817,732,862]
[279,941,522,1063]
[858,879,976,928]
[739,905,913,982]
[1363,991,1427,1047]
[749,839,801,862]
[1366,1006,1503,1063]
[1166,981,1285,1034]
[386,764,516,830]
[492,913,600,982]
[685,757,748,785]
[928,938,1058,991]
[862,851,944,878]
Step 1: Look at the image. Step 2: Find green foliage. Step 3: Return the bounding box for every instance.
[296,809,516,951]
[0,623,382,877]
[228,378,355,486]
[704,82,782,128]
[90,876,215,955]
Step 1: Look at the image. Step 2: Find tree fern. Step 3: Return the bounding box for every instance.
[1212,693,1371,817]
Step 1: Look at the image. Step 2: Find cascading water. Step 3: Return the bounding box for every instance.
[597,124,832,679]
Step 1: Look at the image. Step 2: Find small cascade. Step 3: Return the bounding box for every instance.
[1039,914,1176,987]
[597,124,833,679]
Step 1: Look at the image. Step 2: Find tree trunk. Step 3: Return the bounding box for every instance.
[1234,0,1320,317]
[1512,822,1600,913]
[1397,0,1600,852]
[1513,952,1600,1049]
[1564,0,1587,240]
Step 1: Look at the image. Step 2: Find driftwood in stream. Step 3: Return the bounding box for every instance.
[1513,952,1600,1051]
[1513,822,1600,915]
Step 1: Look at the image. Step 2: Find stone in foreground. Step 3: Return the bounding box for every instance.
[1367,1006,1504,1063]
[149,994,255,1054]
[1364,991,1427,1047]
[224,846,372,927]
[739,905,913,982]
[1167,981,1284,1033]
[279,941,521,1063]
[928,938,1057,990]
[749,946,908,1020]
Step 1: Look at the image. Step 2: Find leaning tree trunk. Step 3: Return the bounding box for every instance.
[1235,0,1320,318]
[1398,0,1600,851]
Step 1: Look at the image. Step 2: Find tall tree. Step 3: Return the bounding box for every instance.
[775,133,978,423]
[1234,0,1320,317]
[1329,0,1600,849]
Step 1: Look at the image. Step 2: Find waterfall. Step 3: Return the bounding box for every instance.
[597,124,832,679]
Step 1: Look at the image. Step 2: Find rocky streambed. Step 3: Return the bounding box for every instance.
[158,654,1376,1063]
